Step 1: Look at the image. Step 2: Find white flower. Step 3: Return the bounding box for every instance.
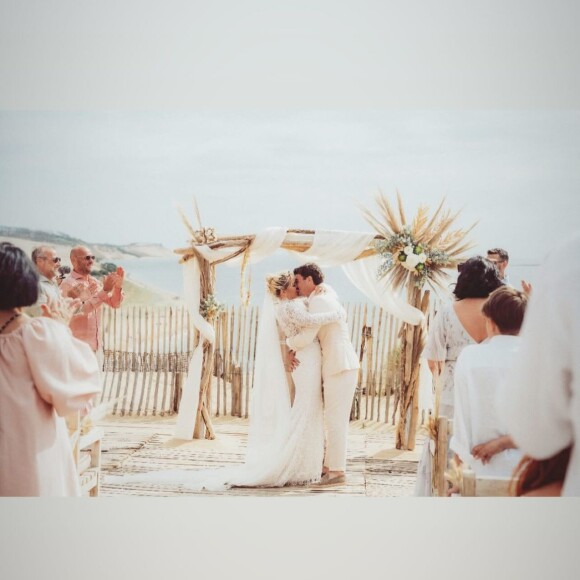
[418,253,427,263]
[402,253,420,271]
[404,245,413,256]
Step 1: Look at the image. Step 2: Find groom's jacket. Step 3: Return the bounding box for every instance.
[286,292,359,380]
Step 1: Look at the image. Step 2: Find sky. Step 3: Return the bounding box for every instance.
[1,110,579,264]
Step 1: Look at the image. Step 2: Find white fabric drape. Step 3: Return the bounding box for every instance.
[342,255,425,325]
[174,228,288,440]
[244,292,292,467]
[300,230,375,267]
[229,227,288,266]
[174,258,215,439]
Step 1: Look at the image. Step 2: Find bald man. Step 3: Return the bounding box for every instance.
[60,246,125,354]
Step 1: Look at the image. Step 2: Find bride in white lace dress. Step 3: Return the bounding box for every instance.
[108,271,344,491]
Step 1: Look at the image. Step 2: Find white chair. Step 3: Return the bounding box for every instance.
[67,411,103,497]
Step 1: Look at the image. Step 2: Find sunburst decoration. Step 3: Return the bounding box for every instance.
[362,192,477,291]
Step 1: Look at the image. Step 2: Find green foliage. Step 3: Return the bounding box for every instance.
[92,262,117,278]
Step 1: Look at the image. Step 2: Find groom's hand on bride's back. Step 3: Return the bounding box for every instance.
[286,350,300,372]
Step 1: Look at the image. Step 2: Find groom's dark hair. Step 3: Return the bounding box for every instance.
[294,263,324,285]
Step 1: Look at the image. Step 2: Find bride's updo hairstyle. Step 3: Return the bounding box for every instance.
[266,270,294,298]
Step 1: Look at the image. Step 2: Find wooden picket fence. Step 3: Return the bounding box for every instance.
[99,302,434,422]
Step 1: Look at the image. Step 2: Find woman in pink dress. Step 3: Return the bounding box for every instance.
[0,242,102,497]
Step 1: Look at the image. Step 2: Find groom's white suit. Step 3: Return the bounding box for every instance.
[287,289,359,472]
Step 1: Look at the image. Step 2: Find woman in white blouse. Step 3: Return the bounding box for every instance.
[415,256,504,495]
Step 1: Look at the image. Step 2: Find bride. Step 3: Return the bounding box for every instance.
[108,270,344,491]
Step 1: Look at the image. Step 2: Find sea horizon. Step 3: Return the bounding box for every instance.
[115,255,540,306]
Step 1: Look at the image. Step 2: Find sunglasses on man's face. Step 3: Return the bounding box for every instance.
[42,256,61,263]
[83,255,96,261]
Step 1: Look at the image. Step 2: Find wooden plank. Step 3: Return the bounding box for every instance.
[161,306,173,415]
[370,306,382,421]
[144,307,157,416]
[435,416,449,497]
[251,307,259,390]
[152,307,163,416]
[377,310,388,420]
[137,307,150,415]
[228,307,235,415]
[128,306,141,416]
[215,311,222,417]
[119,308,134,416]
[238,306,248,416]
[375,309,385,422]
[100,306,110,403]
[112,309,128,415]
[221,308,230,416]
[384,315,395,423]
[244,307,256,419]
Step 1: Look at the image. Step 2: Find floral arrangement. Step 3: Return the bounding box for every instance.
[364,193,476,291]
[200,294,225,321]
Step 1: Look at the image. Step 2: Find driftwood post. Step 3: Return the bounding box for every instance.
[192,254,216,440]
[396,284,430,450]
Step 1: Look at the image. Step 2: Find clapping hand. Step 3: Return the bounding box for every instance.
[114,266,125,289]
[41,297,81,326]
[103,267,125,292]
[102,273,116,292]
[66,284,84,300]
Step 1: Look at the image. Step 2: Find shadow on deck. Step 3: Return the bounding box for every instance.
[100,416,424,497]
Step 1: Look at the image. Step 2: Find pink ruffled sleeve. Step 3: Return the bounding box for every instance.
[22,318,102,416]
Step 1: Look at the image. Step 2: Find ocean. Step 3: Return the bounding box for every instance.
[115,255,540,306]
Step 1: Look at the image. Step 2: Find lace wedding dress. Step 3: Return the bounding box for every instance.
[107,294,342,491]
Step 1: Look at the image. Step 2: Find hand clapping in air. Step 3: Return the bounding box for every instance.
[41,297,81,326]
[102,266,125,292]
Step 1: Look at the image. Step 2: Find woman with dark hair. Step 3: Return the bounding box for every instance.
[0,242,101,496]
[415,256,503,495]
[425,256,504,417]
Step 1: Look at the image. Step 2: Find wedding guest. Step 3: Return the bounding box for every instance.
[450,286,528,477]
[503,232,580,496]
[487,247,532,294]
[0,242,101,497]
[60,246,125,355]
[415,256,504,495]
[57,264,71,286]
[27,245,62,316]
[486,248,510,284]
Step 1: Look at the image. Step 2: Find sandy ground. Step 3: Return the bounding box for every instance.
[99,415,424,497]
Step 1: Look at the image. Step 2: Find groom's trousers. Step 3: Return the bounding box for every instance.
[323,369,358,471]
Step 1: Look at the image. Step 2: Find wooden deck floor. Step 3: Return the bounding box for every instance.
[100,416,425,497]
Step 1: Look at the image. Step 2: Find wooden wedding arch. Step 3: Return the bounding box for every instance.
[174,226,430,451]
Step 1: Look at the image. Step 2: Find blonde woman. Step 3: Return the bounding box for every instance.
[110,271,343,491]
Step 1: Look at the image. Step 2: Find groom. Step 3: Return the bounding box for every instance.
[287,263,359,485]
